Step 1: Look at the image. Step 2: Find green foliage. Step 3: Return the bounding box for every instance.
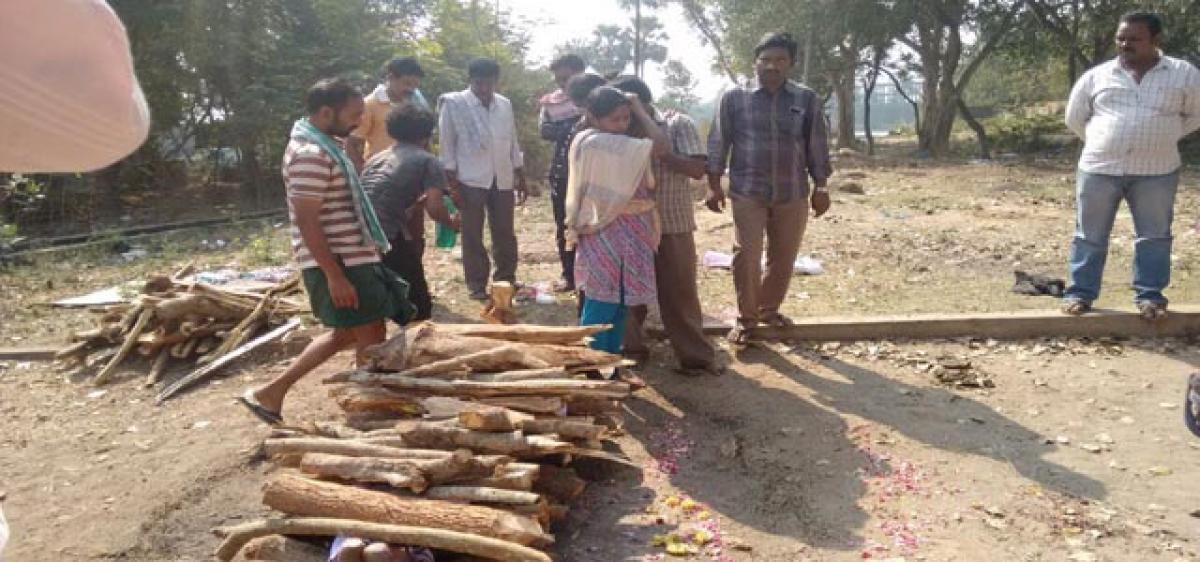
[556,16,670,77]
[983,110,1070,153]
[659,59,700,111]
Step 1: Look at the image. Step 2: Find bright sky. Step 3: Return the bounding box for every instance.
[504,0,729,101]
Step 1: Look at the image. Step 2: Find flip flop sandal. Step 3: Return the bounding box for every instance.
[727,324,752,346]
[1186,373,1200,438]
[237,389,283,426]
[1137,301,1168,322]
[1061,299,1092,316]
[761,313,796,328]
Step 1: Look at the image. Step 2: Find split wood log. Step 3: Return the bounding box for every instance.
[507,501,553,530]
[368,325,620,372]
[437,324,608,345]
[480,282,518,325]
[200,292,272,363]
[93,308,154,385]
[330,385,424,416]
[118,303,146,334]
[400,424,571,456]
[263,438,446,460]
[299,449,504,491]
[148,294,251,322]
[143,347,171,387]
[155,317,301,403]
[424,486,542,506]
[355,436,409,448]
[299,452,429,492]
[565,397,623,415]
[238,534,327,562]
[419,396,477,420]
[461,463,540,492]
[459,406,534,432]
[533,465,587,503]
[261,475,549,547]
[520,418,605,441]
[478,396,565,415]
[470,368,578,382]
[215,517,551,562]
[170,337,199,359]
[326,374,631,400]
[308,421,364,439]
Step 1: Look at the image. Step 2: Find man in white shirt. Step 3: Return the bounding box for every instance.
[1062,11,1200,320]
[438,58,528,301]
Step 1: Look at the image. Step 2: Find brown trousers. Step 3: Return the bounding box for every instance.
[625,232,716,369]
[731,196,810,327]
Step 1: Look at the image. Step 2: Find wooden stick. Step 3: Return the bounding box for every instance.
[437,323,608,345]
[300,452,430,492]
[325,373,631,399]
[260,475,549,547]
[155,317,300,403]
[199,292,272,364]
[401,424,572,456]
[143,347,171,388]
[214,517,551,562]
[93,308,153,385]
[424,486,542,505]
[461,463,540,492]
[479,396,565,415]
[470,368,578,382]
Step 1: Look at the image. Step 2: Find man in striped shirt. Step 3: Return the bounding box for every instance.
[1062,12,1200,320]
[240,79,412,425]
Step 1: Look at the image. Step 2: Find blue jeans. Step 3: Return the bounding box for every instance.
[1065,170,1178,305]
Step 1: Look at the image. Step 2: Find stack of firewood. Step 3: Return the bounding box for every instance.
[55,264,308,397]
[217,322,637,562]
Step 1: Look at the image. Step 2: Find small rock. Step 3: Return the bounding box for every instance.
[1056,435,1072,445]
[1147,466,1173,476]
[837,181,866,195]
[1068,551,1098,562]
[1080,444,1103,453]
[1160,402,1176,410]
[87,390,107,400]
[1147,504,1166,513]
[1119,416,1135,425]
[191,420,212,430]
[1095,433,1115,445]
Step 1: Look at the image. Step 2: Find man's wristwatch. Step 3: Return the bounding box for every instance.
[813,185,828,194]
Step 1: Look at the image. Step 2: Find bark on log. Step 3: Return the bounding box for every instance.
[215,517,551,562]
[478,396,565,415]
[533,465,587,503]
[461,463,539,491]
[401,424,572,456]
[459,406,534,432]
[261,475,549,547]
[520,418,604,441]
[423,486,542,506]
[437,324,608,345]
[264,438,445,460]
[330,385,424,416]
[327,374,631,400]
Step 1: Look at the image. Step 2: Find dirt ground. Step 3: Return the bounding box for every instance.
[2,141,1199,561]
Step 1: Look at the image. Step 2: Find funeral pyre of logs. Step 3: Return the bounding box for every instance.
[217,322,637,562]
[54,264,308,400]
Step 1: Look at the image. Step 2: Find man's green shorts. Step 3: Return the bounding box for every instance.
[301,262,415,328]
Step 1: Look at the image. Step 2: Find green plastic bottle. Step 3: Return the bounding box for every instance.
[435,195,458,249]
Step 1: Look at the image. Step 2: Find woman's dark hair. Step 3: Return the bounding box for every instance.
[468,58,501,79]
[305,78,361,114]
[567,73,607,105]
[609,75,654,105]
[384,57,424,78]
[753,31,799,61]
[586,86,631,119]
[1121,11,1164,37]
[385,104,437,144]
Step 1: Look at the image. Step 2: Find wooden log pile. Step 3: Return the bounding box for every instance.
[55,264,308,394]
[220,322,638,562]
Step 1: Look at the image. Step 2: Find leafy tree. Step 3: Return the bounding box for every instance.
[659,59,700,110]
[556,17,669,78]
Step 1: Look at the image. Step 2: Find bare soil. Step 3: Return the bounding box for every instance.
[2,142,1199,561]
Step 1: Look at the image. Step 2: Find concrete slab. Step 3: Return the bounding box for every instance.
[688,305,1200,342]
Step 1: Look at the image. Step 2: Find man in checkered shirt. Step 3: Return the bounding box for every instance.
[613,76,719,375]
[1062,11,1200,320]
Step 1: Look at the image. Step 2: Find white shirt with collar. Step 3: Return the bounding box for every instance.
[438,89,524,190]
[1066,54,1200,176]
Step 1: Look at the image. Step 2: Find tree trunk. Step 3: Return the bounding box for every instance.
[832,70,857,150]
[261,474,549,547]
[956,97,991,160]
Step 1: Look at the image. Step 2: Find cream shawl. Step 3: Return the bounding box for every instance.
[564,129,657,245]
